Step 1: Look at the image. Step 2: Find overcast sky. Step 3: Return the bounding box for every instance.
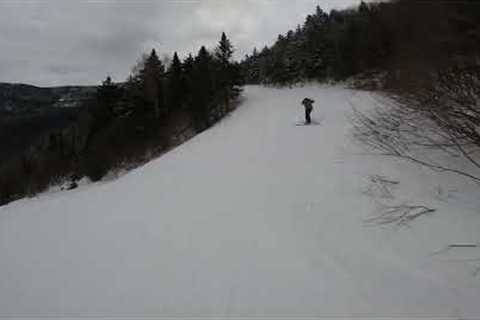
[0,0,361,86]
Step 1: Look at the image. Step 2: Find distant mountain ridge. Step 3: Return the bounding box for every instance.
[0,82,96,114]
[0,82,95,173]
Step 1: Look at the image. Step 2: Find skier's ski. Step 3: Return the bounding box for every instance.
[295,120,320,126]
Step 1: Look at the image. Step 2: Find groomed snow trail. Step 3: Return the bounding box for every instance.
[1,85,480,318]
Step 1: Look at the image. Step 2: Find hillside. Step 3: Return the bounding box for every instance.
[0,83,95,162]
[0,82,95,114]
[1,85,479,317]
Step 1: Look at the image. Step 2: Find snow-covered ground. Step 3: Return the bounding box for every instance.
[1,85,480,319]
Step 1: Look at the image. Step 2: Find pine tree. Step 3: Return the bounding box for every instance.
[140,49,165,116]
[96,76,119,115]
[181,53,195,107]
[92,76,120,127]
[359,1,369,14]
[215,32,233,65]
[191,46,214,130]
[183,53,195,75]
[215,32,234,113]
[167,52,183,110]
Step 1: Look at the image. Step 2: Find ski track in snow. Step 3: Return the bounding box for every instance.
[1,85,480,318]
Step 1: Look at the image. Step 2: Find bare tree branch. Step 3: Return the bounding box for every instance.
[366,204,436,227]
[351,67,480,183]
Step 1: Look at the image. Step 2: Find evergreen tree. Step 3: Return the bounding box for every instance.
[91,76,120,129]
[181,53,195,107]
[191,46,214,130]
[215,32,234,65]
[215,32,234,113]
[140,49,165,116]
[96,76,119,115]
[167,52,183,110]
[183,53,195,76]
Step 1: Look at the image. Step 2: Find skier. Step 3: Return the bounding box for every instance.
[301,98,314,124]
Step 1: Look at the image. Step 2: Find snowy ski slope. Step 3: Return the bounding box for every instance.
[1,85,480,318]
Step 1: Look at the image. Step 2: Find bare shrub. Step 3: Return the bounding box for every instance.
[353,66,480,183]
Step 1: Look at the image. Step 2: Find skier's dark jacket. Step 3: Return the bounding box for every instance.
[302,98,314,111]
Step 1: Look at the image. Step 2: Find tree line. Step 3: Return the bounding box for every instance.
[85,32,242,179]
[241,0,480,87]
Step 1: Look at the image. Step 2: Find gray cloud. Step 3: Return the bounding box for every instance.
[0,0,361,86]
